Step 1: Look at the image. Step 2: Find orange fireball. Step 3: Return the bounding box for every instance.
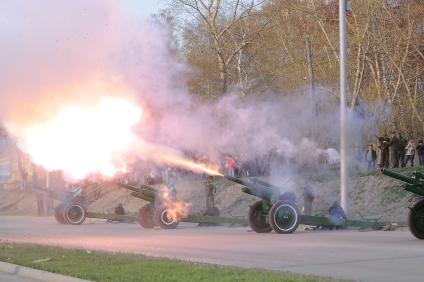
[12,97,142,179]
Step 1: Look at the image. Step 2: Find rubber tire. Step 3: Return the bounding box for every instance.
[138,204,155,229]
[206,206,220,217]
[64,202,86,225]
[54,204,67,224]
[408,199,424,239]
[153,206,179,229]
[268,200,300,234]
[248,200,272,233]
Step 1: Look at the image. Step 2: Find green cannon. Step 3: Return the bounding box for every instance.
[225,175,301,234]
[381,168,424,239]
[117,182,247,229]
[117,182,182,230]
[225,175,389,234]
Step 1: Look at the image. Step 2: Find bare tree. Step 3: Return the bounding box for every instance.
[171,0,267,95]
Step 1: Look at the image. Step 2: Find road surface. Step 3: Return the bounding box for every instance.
[0,216,422,282]
[0,271,41,282]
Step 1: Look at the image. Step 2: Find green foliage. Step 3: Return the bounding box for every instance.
[0,243,342,282]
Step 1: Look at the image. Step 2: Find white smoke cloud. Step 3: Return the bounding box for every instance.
[0,1,381,178]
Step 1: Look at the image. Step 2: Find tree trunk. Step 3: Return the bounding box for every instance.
[219,65,228,94]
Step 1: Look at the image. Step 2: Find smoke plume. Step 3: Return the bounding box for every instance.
[0,1,383,180]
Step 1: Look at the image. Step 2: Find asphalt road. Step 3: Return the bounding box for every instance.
[0,271,41,282]
[0,216,422,282]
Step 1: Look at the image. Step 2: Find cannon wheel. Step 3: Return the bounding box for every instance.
[64,202,86,225]
[138,204,155,229]
[153,206,179,229]
[408,199,424,239]
[54,204,67,224]
[268,200,299,234]
[248,200,272,233]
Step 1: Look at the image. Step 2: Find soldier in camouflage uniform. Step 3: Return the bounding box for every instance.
[398,134,407,167]
[204,175,216,215]
[389,133,400,168]
[378,136,390,168]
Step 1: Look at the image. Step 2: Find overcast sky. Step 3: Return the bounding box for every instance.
[124,0,165,17]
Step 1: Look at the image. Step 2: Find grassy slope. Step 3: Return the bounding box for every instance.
[0,243,343,282]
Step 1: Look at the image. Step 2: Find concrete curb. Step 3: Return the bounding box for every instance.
[0,261,91,282]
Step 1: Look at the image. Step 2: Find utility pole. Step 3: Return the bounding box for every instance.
[339,0,348,213]
[306,37,315,97]
[305,37,316,116]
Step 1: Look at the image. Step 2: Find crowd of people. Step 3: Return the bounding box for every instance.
[362,133,424,170]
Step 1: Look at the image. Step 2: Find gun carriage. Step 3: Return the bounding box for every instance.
[224,175,387,234]
[381,168,424,239]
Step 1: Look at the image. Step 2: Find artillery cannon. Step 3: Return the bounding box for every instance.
[225,175,389,234]
[225,175,300,234]
[381,168,424,239]
[117,182,183,229]
[117,182,247,229]
[49,179,246,228]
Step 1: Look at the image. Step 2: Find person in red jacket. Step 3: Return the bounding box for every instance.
[224,157,235,177]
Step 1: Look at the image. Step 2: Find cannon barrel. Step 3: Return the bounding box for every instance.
[139,184,157,193]
[116,182,140,193]
[117,182,157,203]
[381,168,424,197]
[130,191,155,203]
[224,175,278,202]
[380,168,415,185]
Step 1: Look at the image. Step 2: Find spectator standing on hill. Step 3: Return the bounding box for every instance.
[365,145,377,170]
[378,136,390,168]
[398,134,407,167]
[416,140,424,166]
[404,139,416,167]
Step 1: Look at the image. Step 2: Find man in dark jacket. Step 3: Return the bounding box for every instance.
[203,175,217,215]
[378,136,390,168]
[398,134,407,167]
[389,133,400,168]
[417,140,424,166]
[114,203,125,215]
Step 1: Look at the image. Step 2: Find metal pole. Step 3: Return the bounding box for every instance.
[339,0,348,213]
[306,37,315,96]
[306,37,317,117]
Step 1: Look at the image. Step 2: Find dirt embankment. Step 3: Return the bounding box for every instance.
[0,174,411,222]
